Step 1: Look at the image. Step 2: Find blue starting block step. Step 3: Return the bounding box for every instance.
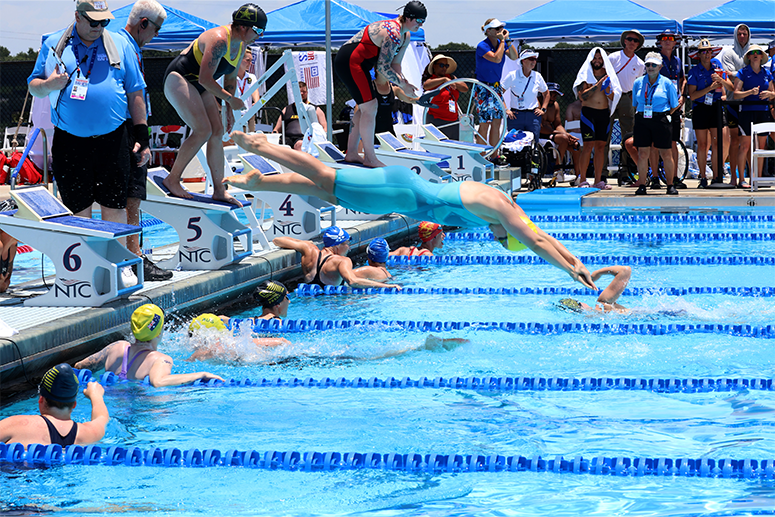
[141,168,253,270]
[0,187,142,307]
[375,132,452,183]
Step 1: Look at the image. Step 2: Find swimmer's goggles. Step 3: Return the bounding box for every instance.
[495,216,540,252]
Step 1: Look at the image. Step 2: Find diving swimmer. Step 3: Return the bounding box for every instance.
[225,131,597,289]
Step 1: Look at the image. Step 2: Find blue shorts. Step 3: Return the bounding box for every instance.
[507,110,542,138]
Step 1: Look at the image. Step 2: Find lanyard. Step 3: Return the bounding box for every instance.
[662,55,679,80]
[238,76,247,96]
[514,74,532,97]
[644,79,659,106]
[135,48,144,78]
[71,27,99,79]
[616,54,634,75]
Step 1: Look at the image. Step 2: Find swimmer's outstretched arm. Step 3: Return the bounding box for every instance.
[74,341,125,372]
[148,353,224,387]
[462,182,596,289]
[592,266,631,307]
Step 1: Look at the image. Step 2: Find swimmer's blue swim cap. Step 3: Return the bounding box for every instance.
[367,238,390,263]
[323,226,350,247]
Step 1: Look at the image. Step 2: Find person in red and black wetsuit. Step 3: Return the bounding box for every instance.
[334,1,426,167]
[0,364,109,448]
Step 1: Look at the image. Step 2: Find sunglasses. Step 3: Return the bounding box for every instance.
[749,50,763,56]
[645,63,660,68]
[251,26,264,37]
[699,49,712,54]
[625,37,640,43]
[146,18,161,34]
[81,12,110,28]
[413,18,426,23]
[660,36,676,42]
[525,57,537,61]
[436,63,450,68]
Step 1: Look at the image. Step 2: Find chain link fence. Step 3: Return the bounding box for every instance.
[0,46,667,144]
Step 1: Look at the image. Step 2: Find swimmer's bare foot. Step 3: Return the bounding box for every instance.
[344,152,364,164]
[162,176,193,200]
[212,189,243,207]
[231,130,267,152]
[224,169,264,191]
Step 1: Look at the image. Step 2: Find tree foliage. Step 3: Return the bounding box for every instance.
[0,46,39,61]
[432,42,474,52]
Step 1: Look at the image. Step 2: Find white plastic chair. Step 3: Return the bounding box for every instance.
[3,126,31,150]
[750,122,775,191]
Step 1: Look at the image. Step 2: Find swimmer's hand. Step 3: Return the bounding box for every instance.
[199,372,225,382]
[83,381,105,400]
[570,261,597,290]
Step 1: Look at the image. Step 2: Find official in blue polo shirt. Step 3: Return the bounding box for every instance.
[632,52,680,196]
[113,0,173,282]
[28,0,147,230]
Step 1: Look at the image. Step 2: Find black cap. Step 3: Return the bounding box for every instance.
[233,3,267,29]
[253,280,289,308]
[38,363,79,404]
[402,1,427,19]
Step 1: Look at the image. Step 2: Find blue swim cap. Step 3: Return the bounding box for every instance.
[322,226,350,247]
[366,238,390,263]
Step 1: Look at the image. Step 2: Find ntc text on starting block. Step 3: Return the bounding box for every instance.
[142,168,253,270]
[0,187,143,307]
[239,153,337,240]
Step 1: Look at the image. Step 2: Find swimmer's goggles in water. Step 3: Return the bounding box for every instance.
[495,216,540,252]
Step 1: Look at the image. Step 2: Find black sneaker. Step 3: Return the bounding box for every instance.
[698,178,708,189]
[711,176,723,184]
[673,178,687,189]
[635,185,648,196]
[649,177,662,189]
[143,255,173,281]
[666,185,679,195]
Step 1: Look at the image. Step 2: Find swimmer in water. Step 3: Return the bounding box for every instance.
[224,131,598,290]
[390,222,445,257]
[354,238,392,282]
[186,281,292,362]
[75,304,224,386]
[557,266,631,313]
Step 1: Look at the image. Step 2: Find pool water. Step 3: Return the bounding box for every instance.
[4,214,775,515]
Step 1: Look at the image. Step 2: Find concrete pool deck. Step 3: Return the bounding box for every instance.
[1,175,774,393]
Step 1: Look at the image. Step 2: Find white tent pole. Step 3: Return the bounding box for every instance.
[325,0,333,142]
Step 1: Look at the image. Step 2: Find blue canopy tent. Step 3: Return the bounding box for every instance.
[504,0,681,41]
[262,0,385,47]
[683,0,775,38]
[107,3,217,51]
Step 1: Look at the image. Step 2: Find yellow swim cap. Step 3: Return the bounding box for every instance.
[497,216,540,252]
[131,304,165,342]
[189,313,228,333]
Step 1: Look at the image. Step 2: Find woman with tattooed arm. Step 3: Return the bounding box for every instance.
[333,1,426,167]
[161,3,266,203]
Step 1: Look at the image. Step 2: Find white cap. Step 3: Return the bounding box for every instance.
[483,19,505,32]
[519,49,539,62]
[644,52,662,66]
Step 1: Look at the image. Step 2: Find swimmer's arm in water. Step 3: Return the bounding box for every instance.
[76,382,109,444]
[147,354,224,387]
[340,261,401,289]
[252,337,291,348]
[74,341,125,372]
[592,266,631,307]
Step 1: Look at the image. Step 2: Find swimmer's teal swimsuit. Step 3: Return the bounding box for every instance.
[333,166,491,228]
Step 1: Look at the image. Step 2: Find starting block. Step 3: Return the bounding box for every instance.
[313,142,390,221]
[0,187,142,307]
[375,132,452,183]
[142,168,253,270]
[238,153,336,240]
[418,124,494,183]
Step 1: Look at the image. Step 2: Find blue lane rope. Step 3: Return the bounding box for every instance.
[240,318,775,339]
[529,215,775,224]
[294,284,775,298]
[71,368,775,394]
[385,255,775,266]
[445,231,775,243]
[2,442,774,478]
